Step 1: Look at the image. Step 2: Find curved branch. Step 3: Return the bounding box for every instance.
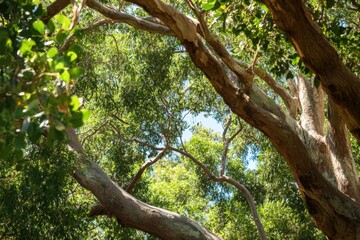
[66,127,221,239]
[43,0,71,23]
[61,19,111,52]
[73,157,222,239]
[86,0,174,35]
[126,148,167,193]
[168,146,267,240]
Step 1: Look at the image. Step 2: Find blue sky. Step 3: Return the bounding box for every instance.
[182,113,257,170]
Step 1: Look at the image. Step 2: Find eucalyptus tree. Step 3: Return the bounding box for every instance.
[1,0,360,239]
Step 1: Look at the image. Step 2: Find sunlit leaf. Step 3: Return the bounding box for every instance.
[70,95,80,111]
[55,14,71,30]
[61,69,70,82]
[47,47,58,58]
[32,19,45,35]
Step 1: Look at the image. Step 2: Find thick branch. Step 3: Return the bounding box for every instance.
[298,75,324,135]
[262,0,360,142]
[73,157,221,239]
[43,0,71,23]
[237,60,298,118]
[326,100,360,200]
[66,128,221,239]
[185,0,253,87]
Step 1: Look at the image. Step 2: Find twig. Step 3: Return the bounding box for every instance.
[108,34,121,66]
[168,146,267,240]
[221,117,243,175]
[126,148,168,193]
[109,122,165,151]
[81,120,108,145]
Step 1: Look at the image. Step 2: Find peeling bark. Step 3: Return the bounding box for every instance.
[298,74,324,135]
[262,0,360,142]
[327,100,360,201]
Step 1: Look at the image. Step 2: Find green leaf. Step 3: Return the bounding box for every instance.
[56,30,68,44]
[54,120,66,131]
[19,39,36,55]
[32,19,45,35]
[202,0,217,10]
[69,112,83,128]
[47,47,58,58]
[55,14,71,30]
[292,56,300,66]
[0,29,11,54]
[69,67,84,79]
[47,19,56,34]
[80,109,90,122]
[67,51,77,62]
[69,109,90,128]
[261,4,268,13]
[14,133,26,149]
[61,70,71,82]
[27,99,39,112]
[70,95,80,111]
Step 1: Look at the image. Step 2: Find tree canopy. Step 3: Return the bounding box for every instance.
[1,0,360,239]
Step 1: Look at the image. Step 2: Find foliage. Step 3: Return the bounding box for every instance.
[1,0,358,239]
[0,0,88,164]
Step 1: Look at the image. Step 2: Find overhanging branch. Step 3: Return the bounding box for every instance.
[86,0,174,35]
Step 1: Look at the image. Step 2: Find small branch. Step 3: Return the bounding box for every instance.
[60,19,111,52]
[108,34,121,66]
[350,0,360,11]
[221,175,267,240]
[221,117,243,176]
[86,0,174,35]
[220,117,232,175]
[168,146,267,240]
[69,0,87,30]
[126,148,168,193]
[109,122,165,151]
[81,120,108,145]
